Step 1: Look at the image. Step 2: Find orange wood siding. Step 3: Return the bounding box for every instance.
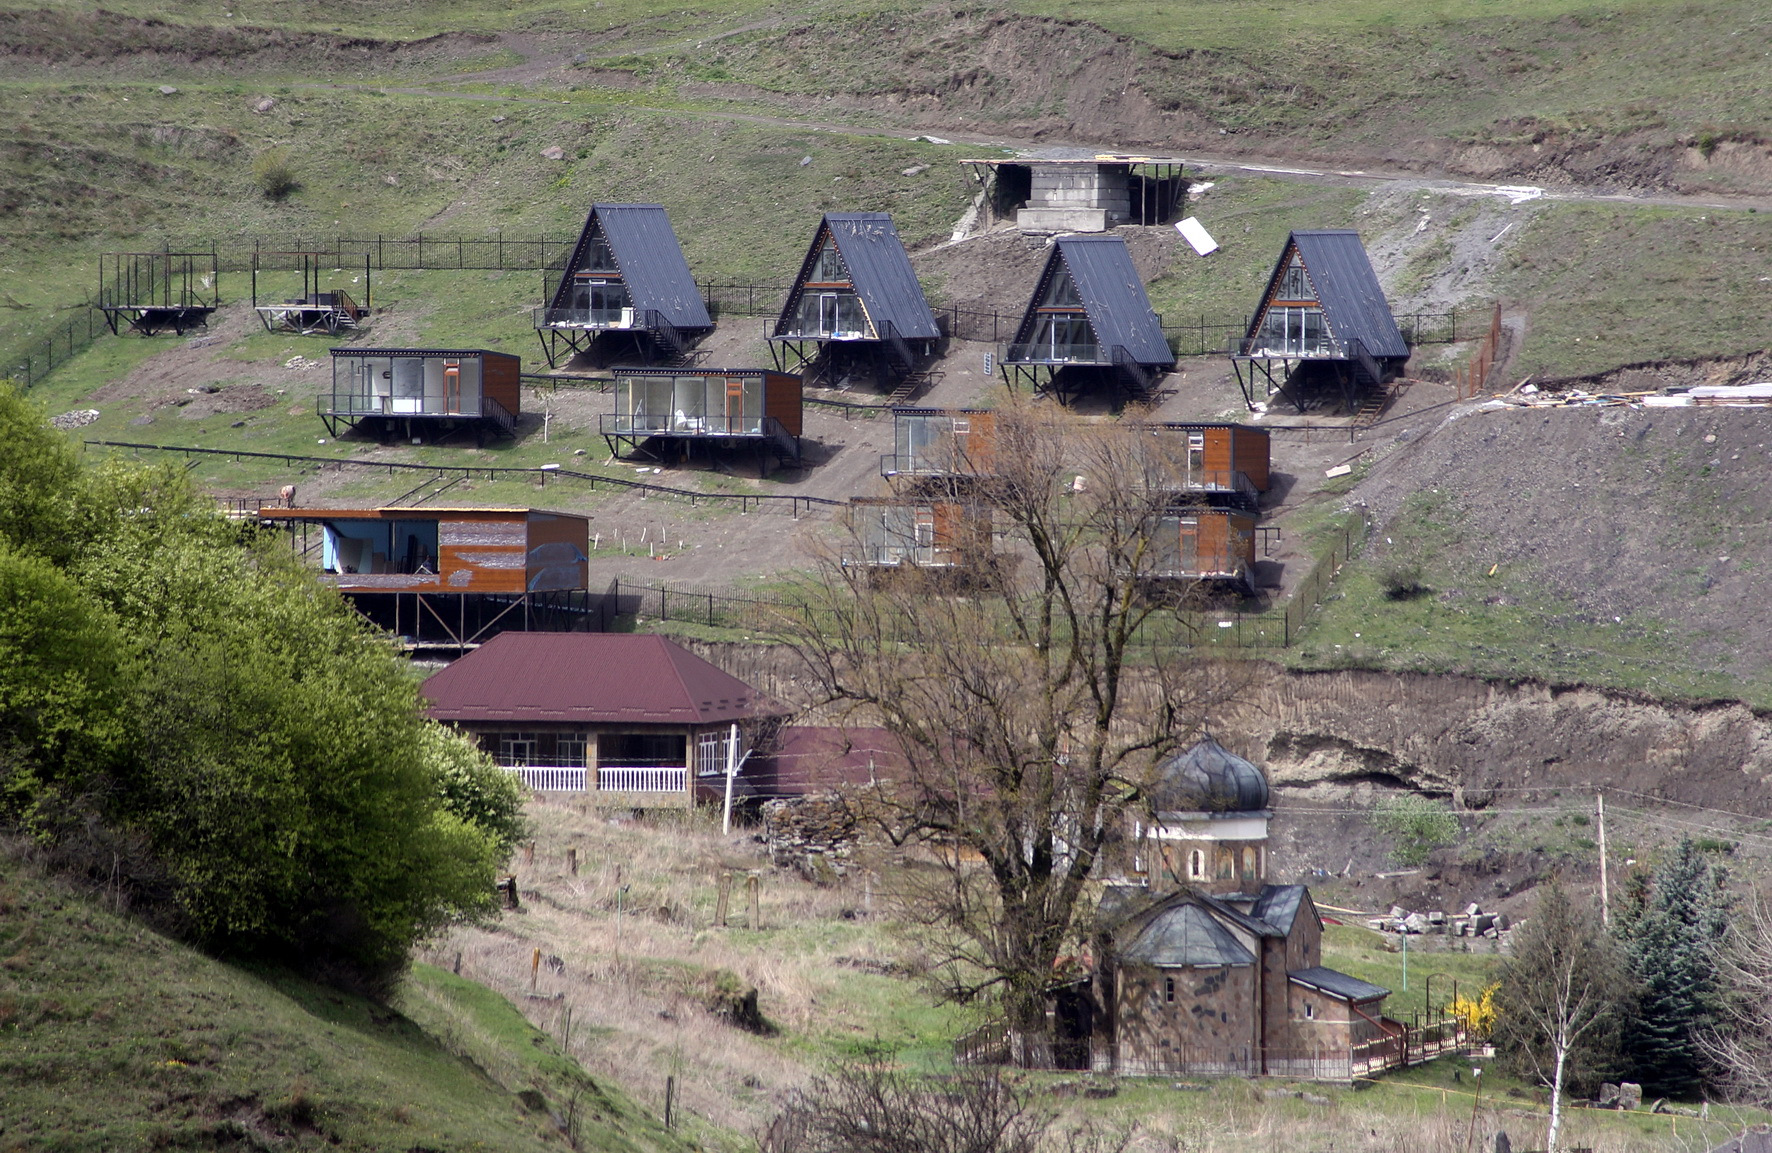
[481,352,522,415]
[525,512,590,592]
[764,371,804,436]
[1233,428,1270,491]
[961,412,997,474]
[1202,428,1234,476]
[438,512,530,593]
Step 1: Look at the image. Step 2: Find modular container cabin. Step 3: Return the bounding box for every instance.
[958,155,1188,233]
[770,212,940,386]
[1000,234,1174,401]
[321,347,520,440]
[1231,230,1408,412]
[423,632,788,808]
[602,366,803,465]
[1147,422,1271,507]
[1149,510,1258,591]
[880,408,997,483]
[843,497,993,577]
[256,506,590,646]
[535,203,712,367]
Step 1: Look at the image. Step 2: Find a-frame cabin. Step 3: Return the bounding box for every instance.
[535,203,712,368]
[1000,234,1174,403]
[1230,230,1408,413]
[769,212,940,388]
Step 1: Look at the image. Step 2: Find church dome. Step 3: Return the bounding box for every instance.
[1149,736,1269,813]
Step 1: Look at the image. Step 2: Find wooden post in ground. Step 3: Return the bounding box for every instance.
[530,947,541,993]
[715,872,731,927]
[664,1075,675,1130]
[567,847,579,876]
[747,873,760,930]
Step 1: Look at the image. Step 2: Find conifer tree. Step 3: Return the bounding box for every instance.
[1613,837,1731,1096]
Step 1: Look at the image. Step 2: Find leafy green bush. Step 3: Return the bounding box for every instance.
[0,382,514,994]
[1371,793,1461,866]
[251,146,297,200]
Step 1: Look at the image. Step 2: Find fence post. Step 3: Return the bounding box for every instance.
[708,592,715,627]
[661,586,667,622]
[747,873,760,930]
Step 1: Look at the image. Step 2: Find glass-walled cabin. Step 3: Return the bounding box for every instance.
[1008,267,1099,364]
[330,351,485,417]
[1148,512,1256,585]
[780,238,870,340]
[1251,256,1331,356]
[884,410,993,477]
[848,501,989,569]
[611,372,776,436]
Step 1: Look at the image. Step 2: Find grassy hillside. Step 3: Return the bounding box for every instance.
[0,845,691,1151]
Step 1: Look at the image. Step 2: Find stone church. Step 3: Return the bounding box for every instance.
[1054,738,1398,1078]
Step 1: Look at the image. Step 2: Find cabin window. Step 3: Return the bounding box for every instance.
[1029,314,1095,361]
[1304,1000,1315,1020]
[581,231,619,273]
[1187,432,1205,479]
[696,729,738,775]
[570,278,631,323]
[498,732,540,766]
[1276,260,1313,303]
[790,289,867,338]
[1187,849,1207,881]
[810,241,849,285]
[1040,268,1083,309]
[1164,977,1175,1003]
[1242,847,1257,880]
[601,732,688,768]
[1255,306,1328,356]
[555,733,588,768]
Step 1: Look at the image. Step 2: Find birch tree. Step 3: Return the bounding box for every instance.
[1494,882,1634,1153]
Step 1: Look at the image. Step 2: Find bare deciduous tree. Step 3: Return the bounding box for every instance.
[780,400,1243,1061]
[763,1053,1127,1153]
[1699,892,1772,1104]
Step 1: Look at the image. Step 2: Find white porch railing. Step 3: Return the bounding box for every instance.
[597,766,687,793]
[504,766,588,792]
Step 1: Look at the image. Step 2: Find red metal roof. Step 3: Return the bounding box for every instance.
[422,633,782,726]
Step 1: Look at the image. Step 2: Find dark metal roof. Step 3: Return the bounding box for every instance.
[1016,235,1173,367]
[587,204,713,330]
[778,213,940,340]
[1252,230,1407,359]
[1249,885,1312,935]
[1120,901,1255,967]
[1150,737,1270,813]
[422,632,784,726]
[1288,966,1390,1003]
[328,347,514,359]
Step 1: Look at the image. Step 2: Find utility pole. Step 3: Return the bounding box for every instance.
[1596,791,1611,927]
[721,722,739,836]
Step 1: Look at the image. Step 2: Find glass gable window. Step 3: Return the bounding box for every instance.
[581,230,619,274]
[1041,268,1083,309]
[568,278,632,325]
[1275,257,1314,303]
[809,240,850,285]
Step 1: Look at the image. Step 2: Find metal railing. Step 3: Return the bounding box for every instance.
[1158,468,1259,502]
[878,451,988,479]
[502,766,589,792]
[597,766,687,793]
[1001,340,1103,365]
[316,391,489,419]
[601,411,767,437]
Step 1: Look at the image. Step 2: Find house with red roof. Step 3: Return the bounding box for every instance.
[422,632,787,808]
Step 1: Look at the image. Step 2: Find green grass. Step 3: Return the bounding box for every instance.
[1501,203,1772,380]
[0,848,691,1151]
[1292,487,1772,703]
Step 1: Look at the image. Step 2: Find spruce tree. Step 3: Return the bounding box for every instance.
[1614,837,1731,1097]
